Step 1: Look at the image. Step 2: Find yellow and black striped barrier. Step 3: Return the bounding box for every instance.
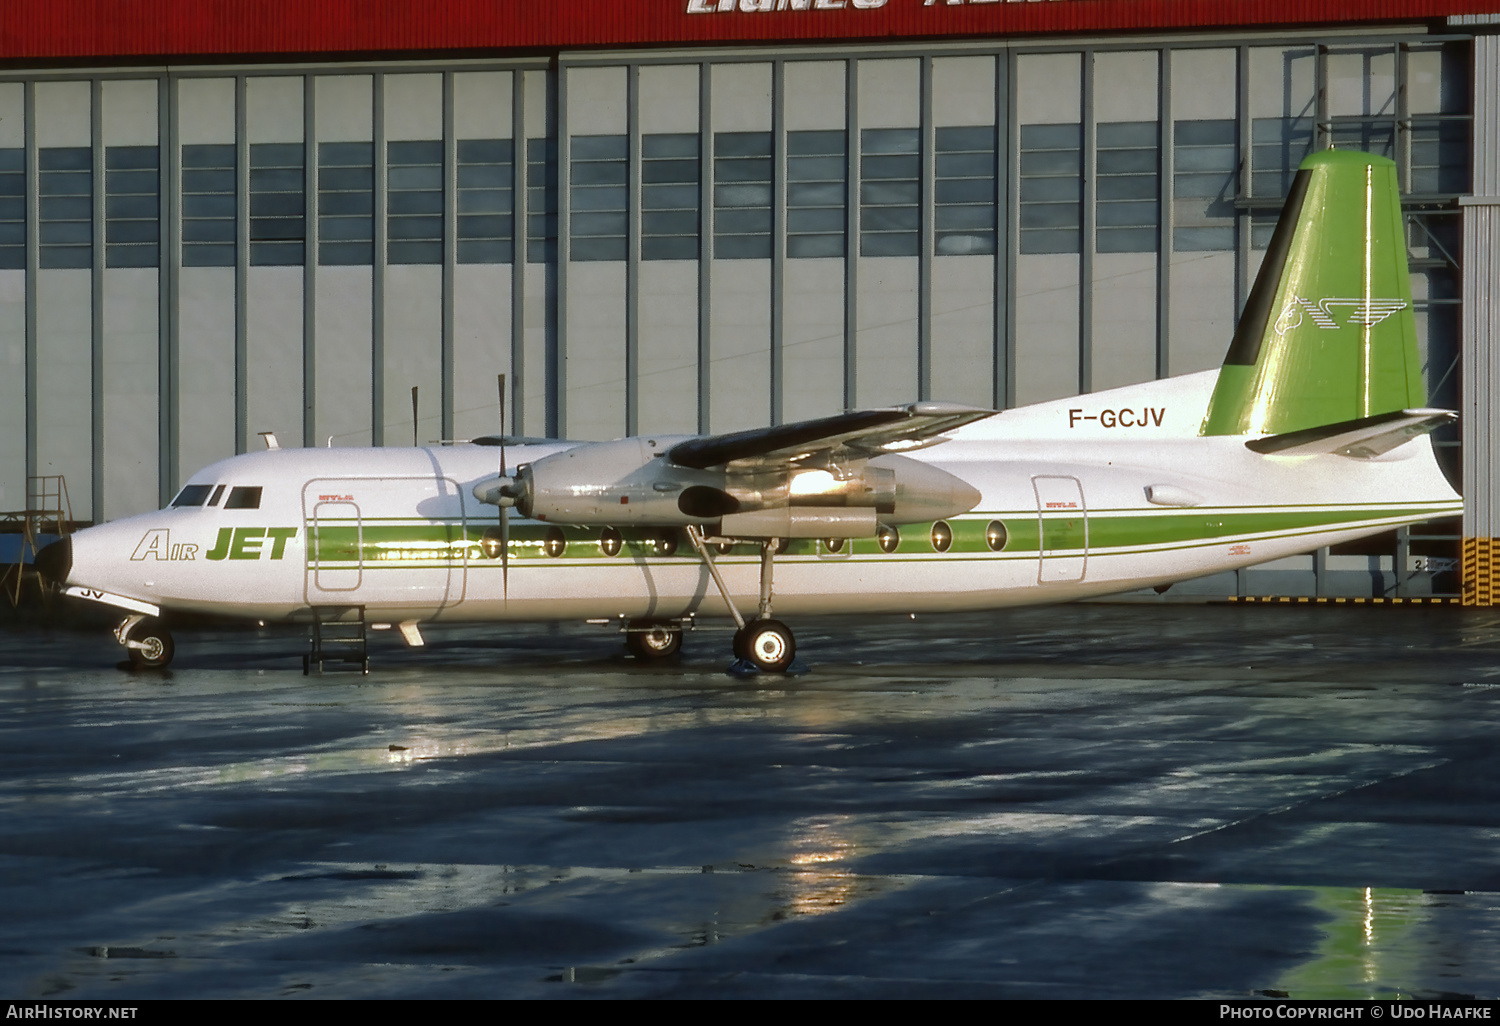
[1226,595,1460,606]
[1463,538,1499,607]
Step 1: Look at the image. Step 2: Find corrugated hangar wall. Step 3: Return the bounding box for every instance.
[0,26,1488,601]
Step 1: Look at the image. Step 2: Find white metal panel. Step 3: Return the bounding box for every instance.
[930,254,993,408]
[383,264,443,445]
[102,268,160,519]
[101,79,158,147]
[34,80,90,148]
[855,256,917,407]
[315,75,372,143]
[708,259,771,432]
[1170,49,1235,122]
[1168,251,1236,375]
[710,63,771,132]
[177,267,237,480]
[781,257,844,423]
[856,58,919,130]
[35,271,93,520]
[246,266,305,447]
[565,261,627,440]
[1014,254,1080,404]
[315,265,373,447]
[637,63,700,437]
[176,77,235,144]
[383,73,442,142]
[783,61,844,132]
[1091,252,1157,392]
[639,64,698,135]
[0,271,24,510]
[245,76,304,144]
[1017,52,1080,125]
[1093,51,1158,124]
[1248,46,1315,120]
[1326,47,1395,117]
[520,67,552,439]
[637,262,698,436]
[453,263,510,441]
[0,83,23,509]
[567,66,627,135]
[454,71,512,139]
[0,83,22,148]
[931,56,994,126]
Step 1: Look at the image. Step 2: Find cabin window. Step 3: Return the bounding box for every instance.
[600,527,622,557]
[877,524,900,553]
[543,527,567,558]
[224,486,262,510]
[650,529,679,557]
[208,485,225,506]
[171,484,214,507]
[986,521,1009,552]
[930,521,953,553]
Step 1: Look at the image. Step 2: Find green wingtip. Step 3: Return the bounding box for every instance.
[1201,148,1423,437]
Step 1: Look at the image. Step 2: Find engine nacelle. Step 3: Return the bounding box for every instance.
[504,437,981,532]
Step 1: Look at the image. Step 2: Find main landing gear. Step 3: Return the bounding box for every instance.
[115,614,175,669]
[685,525,798,673]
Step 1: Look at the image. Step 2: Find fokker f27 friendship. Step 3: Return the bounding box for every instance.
[35,151,1462,671]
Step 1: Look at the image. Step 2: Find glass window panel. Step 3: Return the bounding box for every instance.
[714,131,770,261]
[1172,119,1236,253]
[1094,121,1157,254]
[319,142,372,266]
[250,142,303,266]
[787,129,844,260]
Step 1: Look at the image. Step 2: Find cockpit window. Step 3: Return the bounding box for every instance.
[171,484,214,507]
[224,486,263,510]
[208,484,225,506]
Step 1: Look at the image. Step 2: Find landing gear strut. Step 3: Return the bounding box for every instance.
[115,614,175,669]
[686,525,797,673]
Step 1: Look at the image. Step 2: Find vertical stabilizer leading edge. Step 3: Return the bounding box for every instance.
[1201,150,1426,438]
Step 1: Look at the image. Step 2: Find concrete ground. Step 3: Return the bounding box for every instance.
[3,603,1500,999]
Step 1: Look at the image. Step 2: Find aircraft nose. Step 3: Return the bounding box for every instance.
[33,537,72,587]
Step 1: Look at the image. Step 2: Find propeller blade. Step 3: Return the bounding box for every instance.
[411,386,419,447]
[498,374,508,600]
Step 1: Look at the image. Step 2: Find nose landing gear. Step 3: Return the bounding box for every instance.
[115,614,175,669]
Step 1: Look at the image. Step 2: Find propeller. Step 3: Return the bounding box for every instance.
[497,374,510,599]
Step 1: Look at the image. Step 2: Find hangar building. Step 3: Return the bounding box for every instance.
[1,0,1497,602]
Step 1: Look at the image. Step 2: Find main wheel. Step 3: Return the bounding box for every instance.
[734,619,795,673]
[126,619,175,669]
[624,620,683,660]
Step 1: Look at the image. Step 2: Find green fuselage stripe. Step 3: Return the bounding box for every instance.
[302,502,1455,566]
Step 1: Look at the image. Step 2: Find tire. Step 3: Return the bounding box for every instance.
[735,619,795,673]
[624,620,683,660]
[126,619,175,669]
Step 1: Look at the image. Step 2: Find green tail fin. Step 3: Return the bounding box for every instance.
[1201,150,1425,437]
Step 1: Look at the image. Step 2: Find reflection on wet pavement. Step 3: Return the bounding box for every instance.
[3,605,1500,997]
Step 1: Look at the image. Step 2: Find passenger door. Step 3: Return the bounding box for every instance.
[1033,475,1087,584]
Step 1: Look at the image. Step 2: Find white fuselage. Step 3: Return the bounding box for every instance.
[59,372,1462,625]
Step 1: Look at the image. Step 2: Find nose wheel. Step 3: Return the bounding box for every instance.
[116,615,175,669]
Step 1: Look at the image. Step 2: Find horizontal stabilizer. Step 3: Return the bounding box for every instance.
[1244,408,1455,459]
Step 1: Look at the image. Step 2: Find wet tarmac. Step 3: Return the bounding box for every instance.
[4,603,1500,999]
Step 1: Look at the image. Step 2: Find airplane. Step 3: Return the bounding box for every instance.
[32,149,1462,672]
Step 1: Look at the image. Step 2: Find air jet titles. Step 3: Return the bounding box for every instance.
[131,527,297,561]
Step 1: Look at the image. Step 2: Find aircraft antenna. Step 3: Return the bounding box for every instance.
[411,386,419,447]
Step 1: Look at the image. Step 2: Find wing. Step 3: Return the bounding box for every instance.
[667,402,995,471]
